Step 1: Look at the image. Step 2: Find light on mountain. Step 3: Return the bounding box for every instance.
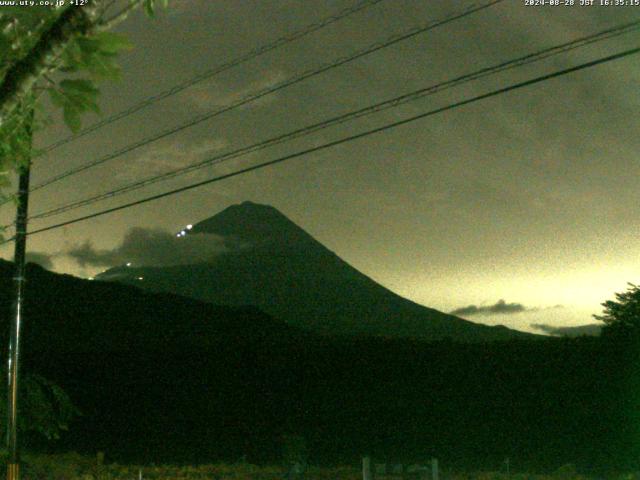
[126,262,132,267]
[137,276,144,281]
[186,224,193,230]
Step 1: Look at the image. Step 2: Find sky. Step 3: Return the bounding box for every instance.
[1,0,639,335]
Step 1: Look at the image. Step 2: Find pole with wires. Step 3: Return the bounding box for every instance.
[6,111,33,480]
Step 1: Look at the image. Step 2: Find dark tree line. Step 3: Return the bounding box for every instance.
[1,263,639,475]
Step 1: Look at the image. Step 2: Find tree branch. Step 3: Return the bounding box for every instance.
[97,0,143,32]
[0,1,108,128]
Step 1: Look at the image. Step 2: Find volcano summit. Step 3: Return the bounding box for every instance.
[98,201,534,342]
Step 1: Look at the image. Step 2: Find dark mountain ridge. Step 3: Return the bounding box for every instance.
[99,201,535,342]
[0,260,635,472]
[0,260,296,354]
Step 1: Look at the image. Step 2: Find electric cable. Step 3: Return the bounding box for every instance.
[26,0,504,196]
[37,0,388,155]
[24,18,640,223]
[8,44,637,242]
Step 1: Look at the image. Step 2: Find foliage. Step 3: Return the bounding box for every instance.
[0,368,79,441]
[594,283,640,337]
[0,96,35,194]
[0,0,169,194]
[17,456,319,480]
[0,0,167,442]
[2,264,634,472]
[143,0,169,17]
[282,434,308,466]
[0,455,632,480]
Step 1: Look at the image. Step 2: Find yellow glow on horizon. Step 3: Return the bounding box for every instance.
[383,262,638,329]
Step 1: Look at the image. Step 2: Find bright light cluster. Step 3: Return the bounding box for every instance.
[175,224,193,238]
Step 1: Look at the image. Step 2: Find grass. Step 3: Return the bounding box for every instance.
[2,453,638,480]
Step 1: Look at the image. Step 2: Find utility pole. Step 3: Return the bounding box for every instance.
[6,112,33,480]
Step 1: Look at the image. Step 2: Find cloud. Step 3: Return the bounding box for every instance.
[450,299,528,317]
[66,227,229,268]
[530,323,603,337]
[184,69,286,111]
[117,138,228,182]
[26,251,54,270]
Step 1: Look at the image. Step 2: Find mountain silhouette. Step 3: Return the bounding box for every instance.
[98,201,534,342]
[0,262,621,470]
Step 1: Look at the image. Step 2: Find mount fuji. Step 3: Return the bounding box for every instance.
[97,201,534,342]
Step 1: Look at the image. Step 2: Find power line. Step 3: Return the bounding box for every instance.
[26,0,504,195]
[12,44,639,242]
[24,17,640,223]
[37,0,388,155]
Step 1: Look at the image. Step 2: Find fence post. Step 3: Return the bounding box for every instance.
[421,466,429,480]
[431,459,438,480]
[363,457,372,480]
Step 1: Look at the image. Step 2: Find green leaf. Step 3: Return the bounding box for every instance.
[0,33,10,61]
[51,79,101,117]
[59,78,98,95]
[143,0,169,17]
[84,54,122,80]
[60,39,82,69]
[76,36,101,56]
[72,37,122,79]
[63,105,81,133]
[92,32,133,54]
[86,98,100,114]
[144,0,156,17]
[48,88,66,108]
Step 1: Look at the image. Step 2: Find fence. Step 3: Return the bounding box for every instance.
[362,457,439,480]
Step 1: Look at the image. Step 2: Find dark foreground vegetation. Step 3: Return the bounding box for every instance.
[6,453,633,480]
[0,262,638,476]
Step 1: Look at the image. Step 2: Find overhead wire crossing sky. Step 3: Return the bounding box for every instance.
[20,17,640,226]
[8,44,638,242]
[22,0,504,198]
